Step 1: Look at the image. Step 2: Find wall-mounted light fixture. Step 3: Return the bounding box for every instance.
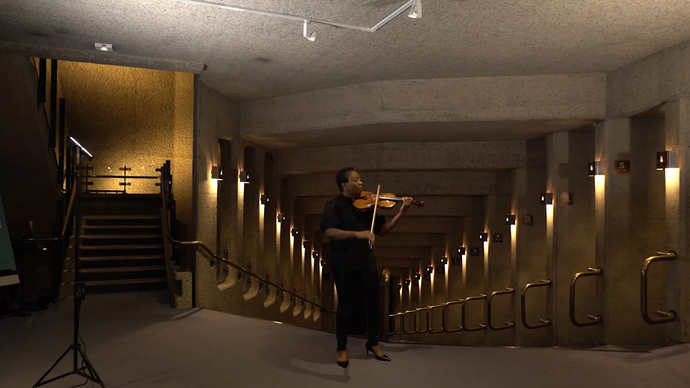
[303,241,310,249]
[312,251,319,259]
[505,214,516,225]
[657,151,680,170]
[291,228,299,236]
[588,161,605,177]
[303,19,316,41]
[320,259,326,267]
[414,273,421,281]
[540,193,553,205]
[260,194,270,205]
[239,171,250,184]
[277,213,287,222]
[457,246,466,255]
[479,233,488,242]
[440,257,448,265]
[396,283,402,291]
[211,166,223,180]
[426,265,433,274]
[404,279,411,286]
[95,43,112,52]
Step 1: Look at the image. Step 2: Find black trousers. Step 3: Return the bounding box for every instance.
[330,257,380,351]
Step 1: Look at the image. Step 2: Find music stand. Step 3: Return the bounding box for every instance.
[33,138,105,388]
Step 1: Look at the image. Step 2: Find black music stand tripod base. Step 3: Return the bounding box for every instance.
[33,343,105,388]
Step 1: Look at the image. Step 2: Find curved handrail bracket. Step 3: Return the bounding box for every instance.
[488,287,515,331]
[428,304,446,334]
[462,294,488,332]
[570,268,603,327]
[442,299,465,333]
[521,279,552,330]
[641,251,677,324]
[403,310,417,334]
[414,306,431,334]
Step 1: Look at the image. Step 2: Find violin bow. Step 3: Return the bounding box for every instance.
[368,184,381,249]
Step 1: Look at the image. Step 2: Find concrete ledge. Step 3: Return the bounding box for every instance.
[241,74,606,137]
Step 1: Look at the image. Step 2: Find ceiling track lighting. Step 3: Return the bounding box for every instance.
[175,0,420,41]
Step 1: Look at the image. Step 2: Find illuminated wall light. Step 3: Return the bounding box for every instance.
[291,228,299,237]
[426,265,433,274]
[312,251,320,259]
[260,194,270,205]
[479,233,488,242]
[239,171,250,184]
[656,151,680,170]
[95,43,112,52]
[414,273,421,282]
[211,166,223,180]
[277,213,287,222]
[440,257,448,265]
[505,214,516,225]
[320,259,326,267]
[457,246,466,255]
[303,240,310,249]
[396,283,402,291]
[540,193,553,205]
[404,279,411,287]
[588,161,605,177]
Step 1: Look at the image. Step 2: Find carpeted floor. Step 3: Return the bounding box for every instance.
[0,291,688,388]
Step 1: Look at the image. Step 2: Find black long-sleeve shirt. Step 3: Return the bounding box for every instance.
[320,194,386,269]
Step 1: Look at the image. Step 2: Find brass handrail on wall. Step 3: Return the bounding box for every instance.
[641,251,677,325]
[462,294,487,332]
[521,279,552,329]
[442,299,465,333]
[402,309,417,334]
[158,163,333,314]
[428,303,446,334]
[389,312,405,335]
[487,287,515,331]
[414,306,431,334]
[570,268,603,327]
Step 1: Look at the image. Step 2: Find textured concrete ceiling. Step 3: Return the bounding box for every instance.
[2,0,690,100]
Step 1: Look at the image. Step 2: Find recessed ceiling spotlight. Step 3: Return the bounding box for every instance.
[95,43,112,52]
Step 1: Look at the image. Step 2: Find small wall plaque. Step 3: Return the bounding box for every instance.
[452,257,461,266]
[470,247,480,256]
[614,160,630,175]
[560,192,574,205]
[523,215,534,225]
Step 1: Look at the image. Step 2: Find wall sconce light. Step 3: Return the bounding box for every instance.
[588,161,604,177]
[479,233,488,242]
[211,166,223,180]
[291,228,299,236]
[260,195,270,205]
[440,257,448,265]
[396,283,402,291]
[277,213,287,222]
[239,171,250,183]
[656,151,680,170]
[313,251,319,259]
[457,246,466,255]
[320,259,326,267]
[505,214,516,225]
[414,273,421,281]
[540,193,553,205]
[303,240,310,249]
[426,265,433,274]
[404,279,411,286]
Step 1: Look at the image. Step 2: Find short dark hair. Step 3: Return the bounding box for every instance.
[335,167,356,192]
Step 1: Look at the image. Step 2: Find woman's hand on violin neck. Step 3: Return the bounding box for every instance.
[400,197,413,212]
[355,231,375,244]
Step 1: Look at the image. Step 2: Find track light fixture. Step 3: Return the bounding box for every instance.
[303,19,315,41]
[408,0,422,18]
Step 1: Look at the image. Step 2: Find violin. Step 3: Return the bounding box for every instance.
[352,191,425,212]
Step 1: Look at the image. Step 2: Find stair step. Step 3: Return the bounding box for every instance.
[80,244,164,250]
[81,234,163,239]
[80,265,166,274]
[80,255,165,262]
[82,215,161,220]
[83,278,167,286]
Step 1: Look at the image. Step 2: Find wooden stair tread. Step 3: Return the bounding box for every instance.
[80,244,164,250]
[80,255,165,261]
[83,278,167,286]
[80,265,166,273]
[82,225,161,230]
[81,215,161,220]
[81,234,163,239]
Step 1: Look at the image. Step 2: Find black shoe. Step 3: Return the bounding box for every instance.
[365,344,391,361]
[336,350,349,368]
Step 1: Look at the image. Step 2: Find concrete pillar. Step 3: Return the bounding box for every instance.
[513,166,549,346]
[595,118,667,345]
[546,131,600,347]
[664,100,690,342]
[485,172,514,345]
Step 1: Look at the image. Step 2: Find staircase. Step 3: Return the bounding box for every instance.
[61,194,168,296]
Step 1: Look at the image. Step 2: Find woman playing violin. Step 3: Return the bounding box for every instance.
[320,167,414,368]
